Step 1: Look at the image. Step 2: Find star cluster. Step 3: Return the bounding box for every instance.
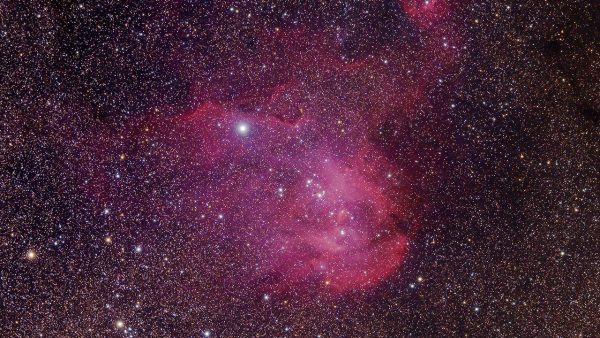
[1,1,599,337]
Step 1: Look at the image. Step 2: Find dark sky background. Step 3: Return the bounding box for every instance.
[1,1,599,337]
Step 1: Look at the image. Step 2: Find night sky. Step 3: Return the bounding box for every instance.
[1,1,599,337]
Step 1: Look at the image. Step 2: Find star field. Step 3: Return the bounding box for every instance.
[1,1,599,337]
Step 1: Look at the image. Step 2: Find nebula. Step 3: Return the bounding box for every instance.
[136,5,464,296]
[400,0,450,28]
[80,1,461,297]
[166,95,413,294]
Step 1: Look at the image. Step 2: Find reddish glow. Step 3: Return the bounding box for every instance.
[400,0,450,28]
[80,2,462,296]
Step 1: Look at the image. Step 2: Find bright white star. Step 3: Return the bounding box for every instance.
[236,122,249,136]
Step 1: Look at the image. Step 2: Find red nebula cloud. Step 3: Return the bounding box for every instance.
[159,11,463,293]
[168,95,418,295]
[79,3,462,296]
[400,0,450,28]
[264,151,412,293]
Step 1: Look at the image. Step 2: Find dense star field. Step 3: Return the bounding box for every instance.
[1,1,599,337]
